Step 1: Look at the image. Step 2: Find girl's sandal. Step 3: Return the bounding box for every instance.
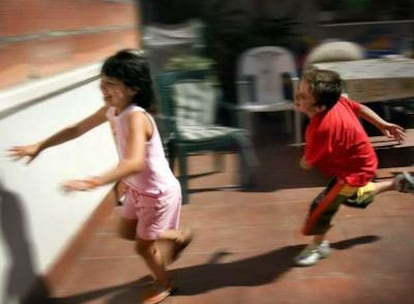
[142,280,176,304]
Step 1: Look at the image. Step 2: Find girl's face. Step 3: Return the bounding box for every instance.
[294,79,325,117]
[100,75,136,112]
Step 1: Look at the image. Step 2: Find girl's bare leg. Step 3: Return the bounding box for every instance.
[158,228,194,265]
[117,217,192,267]
[158,228,192,243]
[136,239,175,304]
[136,239,171,286]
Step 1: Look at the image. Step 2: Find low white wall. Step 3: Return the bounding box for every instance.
[0,66,118,302]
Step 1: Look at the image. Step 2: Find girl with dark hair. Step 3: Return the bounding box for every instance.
[9,49,192,304]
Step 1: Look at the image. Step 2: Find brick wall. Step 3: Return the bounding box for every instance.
[0,0,141,89]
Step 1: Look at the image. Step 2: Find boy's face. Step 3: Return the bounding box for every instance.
[100,75,136,110]
[294,79,325,117]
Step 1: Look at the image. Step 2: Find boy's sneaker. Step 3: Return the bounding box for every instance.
[394,172,414,193]
[294,240,331,267]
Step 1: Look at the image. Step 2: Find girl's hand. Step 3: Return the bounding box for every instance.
[62,178,101,192]
[7,144,41,164]
[380,122,405,144]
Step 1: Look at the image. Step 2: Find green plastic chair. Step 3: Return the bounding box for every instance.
[155,69,256,204]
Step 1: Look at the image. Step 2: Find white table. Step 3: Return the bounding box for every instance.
[313,57,414,103]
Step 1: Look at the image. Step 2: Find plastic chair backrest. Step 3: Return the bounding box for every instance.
[237,46,297,106]
[173,80,217,126]
[155,69,216,136]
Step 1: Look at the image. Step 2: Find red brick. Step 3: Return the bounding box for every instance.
[0,0,138,37]
[28,29,140,78]
[118,28,142,49]
[79,0,138,28]
[26,37,75,78]
[0,0,48,36]
[0,28,139,89]
[0,42,30,89]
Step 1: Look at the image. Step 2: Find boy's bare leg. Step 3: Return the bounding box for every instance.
[372,180,395,195]
[312,233,326,246]
[371,172,414,196]
[310,179,394,244]
[310,179,399,247]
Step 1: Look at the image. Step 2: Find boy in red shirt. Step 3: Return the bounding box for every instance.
[294,68,414,266]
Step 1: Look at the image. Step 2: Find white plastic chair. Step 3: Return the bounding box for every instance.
[236,46,299,140]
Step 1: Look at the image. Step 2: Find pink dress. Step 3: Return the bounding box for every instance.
[106,105,181,240]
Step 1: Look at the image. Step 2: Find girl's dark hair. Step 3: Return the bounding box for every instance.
[302,68,343,110]
[101,49,155,111]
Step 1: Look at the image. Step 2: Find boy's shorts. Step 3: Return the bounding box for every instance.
[121,182,182,240]
[302,178,376,236]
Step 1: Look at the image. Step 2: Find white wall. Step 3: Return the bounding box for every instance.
[0,69,118,302]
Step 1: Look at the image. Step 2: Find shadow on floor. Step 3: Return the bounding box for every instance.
[53,235,380,303]
[330,235,381,250]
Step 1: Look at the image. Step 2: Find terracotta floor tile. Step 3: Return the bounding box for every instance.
[299,276,373,304]
[391,218,414,240]
[339,216,399,241]
[242,279,307,304]
[379,192,414,216]
[358,272,414,304]
[190,189,276,206]
[54,258,145,298]
[170,250,300,297]
[184,226,239,254]
[43,123,414,304]
[79,234,136,258]
[174,287,245,304]
[94,207,122,234]
[230,224,295,252]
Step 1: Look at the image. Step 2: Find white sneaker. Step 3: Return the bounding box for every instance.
[394,172,414,193]
[294,240,331,267]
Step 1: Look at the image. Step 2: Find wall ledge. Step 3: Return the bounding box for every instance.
[0,62,102,118]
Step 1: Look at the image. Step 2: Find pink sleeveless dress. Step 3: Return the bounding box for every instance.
[106,105,181,240]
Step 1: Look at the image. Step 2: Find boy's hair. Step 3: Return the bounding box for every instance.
[101,49,155,111]
[302,68,343,110]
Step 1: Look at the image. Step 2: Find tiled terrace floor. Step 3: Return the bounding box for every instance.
[49,115,413,304]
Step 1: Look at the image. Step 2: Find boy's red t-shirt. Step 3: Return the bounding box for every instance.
[304,96,378,187]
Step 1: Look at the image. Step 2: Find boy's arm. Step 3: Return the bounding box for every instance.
[9,106,108,163]
[358,104,405,143]
[38,106,108,150]
[300,156,313,170]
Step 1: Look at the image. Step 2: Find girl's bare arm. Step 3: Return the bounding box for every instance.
[9,106,108,163]
[63,110,149,191]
